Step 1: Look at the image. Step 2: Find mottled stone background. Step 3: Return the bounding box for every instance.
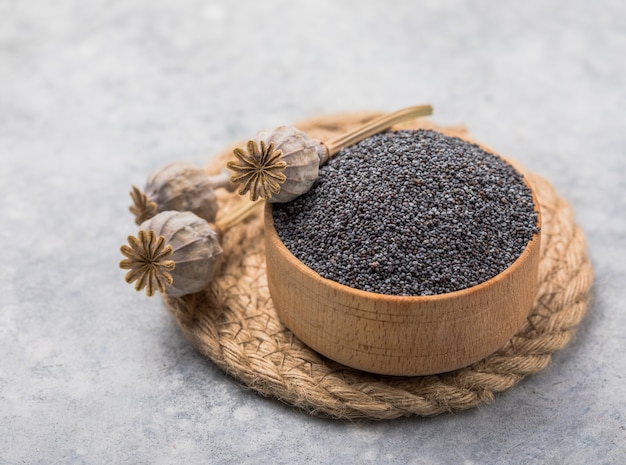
[1,0,624,463]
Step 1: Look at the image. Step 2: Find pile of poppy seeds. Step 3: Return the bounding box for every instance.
[272,130,539,296]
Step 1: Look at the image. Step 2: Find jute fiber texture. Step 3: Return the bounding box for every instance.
[163,112,593,420]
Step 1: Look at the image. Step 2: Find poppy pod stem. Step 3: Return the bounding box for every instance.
[212,198,264,237]
[320,104,433,163]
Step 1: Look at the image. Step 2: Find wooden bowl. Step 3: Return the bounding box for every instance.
[264,181,541,376]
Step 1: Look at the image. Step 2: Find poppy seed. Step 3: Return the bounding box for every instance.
[272,130,539,296]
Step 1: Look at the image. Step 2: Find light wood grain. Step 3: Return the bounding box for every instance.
[265,176,542,376]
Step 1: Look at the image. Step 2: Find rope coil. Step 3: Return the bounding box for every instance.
[163,113,592,420]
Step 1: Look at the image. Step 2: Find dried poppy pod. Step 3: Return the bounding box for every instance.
[129,162,236,225]
[136,211,223,297]
[120,200,262,297]
[227,105,433,203]
[228,127,326,203]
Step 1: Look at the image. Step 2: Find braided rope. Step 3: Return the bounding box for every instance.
[163,113,592,419]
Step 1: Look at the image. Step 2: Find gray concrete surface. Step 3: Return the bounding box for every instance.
[1,0,624,463]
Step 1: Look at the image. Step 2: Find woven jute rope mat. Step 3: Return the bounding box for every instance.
[163,112,593,420]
